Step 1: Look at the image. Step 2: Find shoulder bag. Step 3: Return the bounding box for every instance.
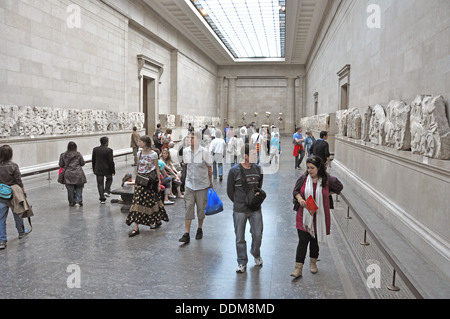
[0,184,12,200]
[135,152,158,188]
[239,164,266,211]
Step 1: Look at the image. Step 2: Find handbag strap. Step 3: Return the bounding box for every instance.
[239,164,251,193]
[63,153,77,169]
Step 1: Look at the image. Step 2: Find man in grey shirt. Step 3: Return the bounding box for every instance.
[227,143,264,273]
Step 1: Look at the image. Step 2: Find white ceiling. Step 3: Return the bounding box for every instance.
[143,0,331,66]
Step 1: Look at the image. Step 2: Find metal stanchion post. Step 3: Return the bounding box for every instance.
[345,206,352,219]
[387,269,400,291]
[360,229,370,246]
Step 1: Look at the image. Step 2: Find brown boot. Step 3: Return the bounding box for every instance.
[310,258,318,274]
[290,262,303,278]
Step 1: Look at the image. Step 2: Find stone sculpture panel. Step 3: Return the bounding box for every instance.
[299,95,449,159]
[361,106,372,142]
[299,114,329,133]
[410,95,450,159]
[347,108,361,139]
[368,104,386,145]
[336,109,348,136]
[0,105,145,138]
[384,100,411,150]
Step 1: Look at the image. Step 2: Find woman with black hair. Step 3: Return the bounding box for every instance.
[126,135,168,237]
[291,155,343,278]
[59,141,87,207]
[0,145,31,249]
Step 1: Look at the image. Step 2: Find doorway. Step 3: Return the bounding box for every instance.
[143,77,156,136]
[337,64,350,110]
[340,84,348,110]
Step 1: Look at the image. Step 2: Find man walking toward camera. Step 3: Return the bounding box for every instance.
[227,143,264,273]
[178,131,213,244]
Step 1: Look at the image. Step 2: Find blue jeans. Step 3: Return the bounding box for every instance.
[233,210,263,265]
[65,184,84,205]
[212,161,223,179]
[0,201,25,242]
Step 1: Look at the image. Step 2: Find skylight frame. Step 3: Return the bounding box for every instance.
[190,0,286,60]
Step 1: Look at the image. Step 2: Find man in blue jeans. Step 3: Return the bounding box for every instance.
[293,127,305,169]
[227,143,264,273]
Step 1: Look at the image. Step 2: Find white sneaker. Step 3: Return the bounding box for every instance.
[163,200,174,205]
[104,193,111,197]
[254,256,263,266]
[236,264,246,273]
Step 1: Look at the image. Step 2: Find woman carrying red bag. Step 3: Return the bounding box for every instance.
[291,156,343,278]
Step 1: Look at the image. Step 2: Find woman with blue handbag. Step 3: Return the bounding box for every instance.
[0,145,31,250]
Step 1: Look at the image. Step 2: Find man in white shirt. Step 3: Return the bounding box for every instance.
[209,130,226,181]
[210,125,216,140]
[179,131,213,244]
[250,128,261,164]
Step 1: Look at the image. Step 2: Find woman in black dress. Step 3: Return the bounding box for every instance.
[126,136,168,237]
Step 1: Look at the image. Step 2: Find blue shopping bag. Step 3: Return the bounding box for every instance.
[205,188,224,215]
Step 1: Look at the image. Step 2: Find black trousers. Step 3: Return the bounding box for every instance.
[295,149,305,169]
[96,174,113,201]
[295,229,319,263]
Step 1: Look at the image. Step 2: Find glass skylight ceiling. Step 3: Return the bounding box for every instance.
[190,0,286,59]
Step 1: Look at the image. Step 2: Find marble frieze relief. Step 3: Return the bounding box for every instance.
[0,105,144,138]
[332,95,450,159]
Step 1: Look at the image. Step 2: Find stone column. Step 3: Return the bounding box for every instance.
[170,50,178,115]
[286,76,296,133]
[227,76,237,126]
[219,76,227,126]
[301,75,306,123]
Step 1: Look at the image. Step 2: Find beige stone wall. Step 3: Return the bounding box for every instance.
[305,0,450,278]
[127,24,172,113]
[305,0,450,116]
[334,137,450,278]
[0,0,221,168]
[176,52,218,118]
[218,65,305,132]
[0,0,129,110]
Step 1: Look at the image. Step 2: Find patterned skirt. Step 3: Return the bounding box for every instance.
[125,182,169,227]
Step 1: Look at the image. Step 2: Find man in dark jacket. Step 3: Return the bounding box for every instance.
[310,131,331,167]
[227,143,264,273]
[92,136,115,204]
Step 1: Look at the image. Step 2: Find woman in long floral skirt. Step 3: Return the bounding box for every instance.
[126,135,168,237]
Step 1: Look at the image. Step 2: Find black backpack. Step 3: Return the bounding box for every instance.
[239,164,266,211]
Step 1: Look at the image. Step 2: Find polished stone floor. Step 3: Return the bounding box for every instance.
[0,137,423,299]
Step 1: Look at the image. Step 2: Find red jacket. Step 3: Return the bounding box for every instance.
[293,144,303,157]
